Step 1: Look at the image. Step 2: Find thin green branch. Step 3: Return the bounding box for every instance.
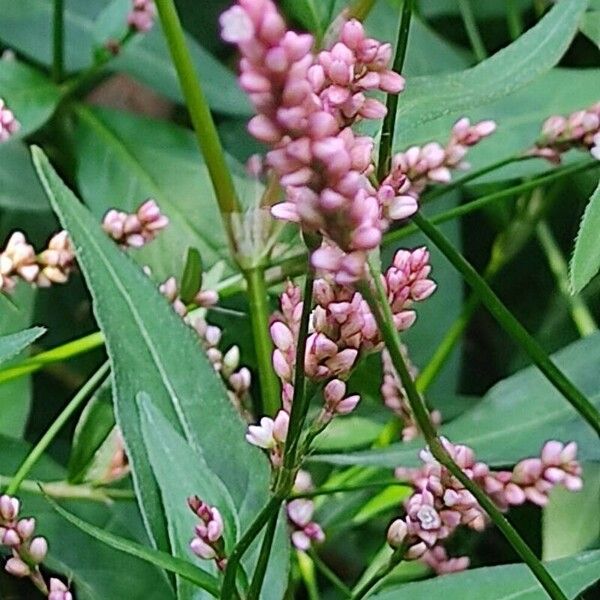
[220,495,283,598]
[536,220,598,337]
[0,476,134,503]
[377,0,413,179]
[245,268,280,416]
[351,546,404,600]
[4,361,110,495]
[309,550,352,598]
[290,479,408,500]
[297,551,320,600]
[506,0,525,40]
[247,511,279,600]
[52,0,65,82]
[412,212,600,435]
[385,160,600,245]
[457,0,488,61]
[358,264,569,600]
[154,0,241,235]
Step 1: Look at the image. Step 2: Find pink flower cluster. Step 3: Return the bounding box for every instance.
[127,0,156,33]
[221,0,407,282]
[188,496,227,570]
[388,438,582,574]
[245,247,435,458]
[0,231,75,294]
[530,102,600,163]
[102,199,169,248]
[286,499,325,550]
[0,98,20,142]
[381,118,496,200]
[381,348,441,441]
[1,495,71,597]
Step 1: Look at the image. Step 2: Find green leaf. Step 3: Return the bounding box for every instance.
[372,551,600,600]
[0,285,36,437]
[570,179,600,294]
[282,0,325,36]
[0,141,51,211]
[72,106,230,280]
[315,332,600,468]
[350,485,411,527]
[0,327,45,365]
[67,379,116,484]
[139,395,238,600]
[0,434,174,599]
[0,60,60,136]
[581,11,600,47]
[0,0,250,116]
[393,0,588,139]
[179,248,203,305]
[32,147,290,599]
[543,463,600,560]
[46,495,220,598]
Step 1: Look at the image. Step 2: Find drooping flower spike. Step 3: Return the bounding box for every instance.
[389,438,582,574]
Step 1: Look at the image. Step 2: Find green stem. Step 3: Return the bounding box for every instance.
[4,362,110,495]
[422,155,531,203]
[412,212,600,435]
[220,494,283,599]
[297,551,320,600]
[291,479,408,500]
[0,476,134,502]
[358,264,569,600]
[377,0,413,179]
[0,331,104,385]
[52,0,65,82]
[506,0,525,40]
[385,160,600,245]
[416,293,479,393]
[247,511,279,600]
[245,267,280,416]
[457,0,487,61]
[282,266,316,471]
[351,548,404,600]
[309,550,352,598]
[536,221,598,337]
[154,0,241,235]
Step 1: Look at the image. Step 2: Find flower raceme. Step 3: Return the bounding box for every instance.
[388,438,582,574]
[188,497,227,570]
[221,0,496,283]
[530,102,600,163]
[1,494,71,596]
[102,199,169,248]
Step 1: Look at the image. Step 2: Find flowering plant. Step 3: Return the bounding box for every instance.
[0,0,599,599]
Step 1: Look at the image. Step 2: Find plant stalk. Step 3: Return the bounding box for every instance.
[247,511,279,600]
[457,0,487,61]
[4,361,110,495]
[351,547,404,599]
[536,220,597,338]
[412,212,600,435]
[52,0,65,82]
[377,0,413,179]
[154,0,241,238]
[358,263,568,600]
[245,267,281,416]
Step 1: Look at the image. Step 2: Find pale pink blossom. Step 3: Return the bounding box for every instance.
[530,102,600,163]
[0,98,20,142]
[102,199,169,248]
[287,499,325,550]
[48,578,73,600]
[188,497,227,570]
[127,0,156,33]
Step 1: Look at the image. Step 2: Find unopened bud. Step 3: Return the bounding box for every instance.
[28,536,48,563]
[5,557,30,578]
[387,519,408,548]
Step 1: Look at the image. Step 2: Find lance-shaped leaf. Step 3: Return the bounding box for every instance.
[32,147,289,598]
[0,327,45,366]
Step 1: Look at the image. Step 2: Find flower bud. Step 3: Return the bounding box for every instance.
[28,536,48,563]
[387,519,408,549]
[5,557,30,578]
